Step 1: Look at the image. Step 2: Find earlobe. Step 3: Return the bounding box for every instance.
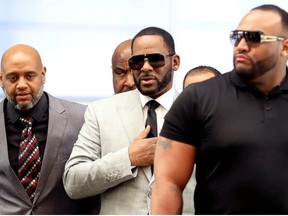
[172,55,180,71]
[281,49,288,57]
[0,73,2,87]
[42,66,47,84]
[282,39,288,56]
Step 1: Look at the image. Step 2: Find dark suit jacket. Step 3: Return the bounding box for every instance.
[0,93,100,214]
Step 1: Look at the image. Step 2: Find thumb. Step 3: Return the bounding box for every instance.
[137,125,151,139]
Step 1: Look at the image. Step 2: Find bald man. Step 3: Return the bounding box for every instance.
[111,39,136,94]
[0,44,100,214]
[183,65,221,88]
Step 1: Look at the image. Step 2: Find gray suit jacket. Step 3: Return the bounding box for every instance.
[64,89,181,214]
[0,93,100,214]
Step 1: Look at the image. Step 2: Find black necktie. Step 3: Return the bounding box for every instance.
[145,100,160,138]
[145,100,160,174]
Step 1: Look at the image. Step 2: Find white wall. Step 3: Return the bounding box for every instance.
[0,0,287,103]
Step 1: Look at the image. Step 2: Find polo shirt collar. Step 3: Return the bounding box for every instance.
[230,67,288,94]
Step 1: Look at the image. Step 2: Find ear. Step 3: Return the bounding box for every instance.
[172,54,180,71]
[42,66,47,83]
[281,39,288,57]
[0,71,3,88]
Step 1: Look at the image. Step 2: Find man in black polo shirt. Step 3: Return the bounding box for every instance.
[152,4,288,215]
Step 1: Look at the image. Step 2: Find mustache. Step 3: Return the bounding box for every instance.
[15,91,32,96]
[139,74,156,80]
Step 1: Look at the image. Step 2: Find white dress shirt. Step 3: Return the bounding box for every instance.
[139,87,177,135]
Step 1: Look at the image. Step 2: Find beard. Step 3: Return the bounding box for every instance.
[234,53,277,81]
[134,69,173,97]
[2,82,44,112]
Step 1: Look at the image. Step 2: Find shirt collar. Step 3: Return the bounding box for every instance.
[5,92,48,124]
[138,87,177,111]
[230,67,288,94]
[279,67,288,91]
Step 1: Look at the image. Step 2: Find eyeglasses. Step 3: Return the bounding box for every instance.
[230,30,286,46]
[128,53,174,70]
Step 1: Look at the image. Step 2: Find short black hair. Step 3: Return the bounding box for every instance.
[131,26,175,55]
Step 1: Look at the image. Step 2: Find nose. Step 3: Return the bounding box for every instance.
[17,77,28,89]
[235,37,249,52]
[141,59,153,72]
[125,72,135,88]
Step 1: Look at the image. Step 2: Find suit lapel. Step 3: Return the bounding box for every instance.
[0,100,31,203]
[116,90,152,180]
[117,91,144,144]
[35,94,67,200]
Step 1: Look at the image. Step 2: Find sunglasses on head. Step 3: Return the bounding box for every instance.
[128,53,174,70]
[230,30,286,46]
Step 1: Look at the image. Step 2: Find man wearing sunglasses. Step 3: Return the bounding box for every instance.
[152,4,288,215]
[63,26,195,214]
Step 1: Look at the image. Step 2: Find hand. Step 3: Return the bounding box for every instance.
[128,125,157,167]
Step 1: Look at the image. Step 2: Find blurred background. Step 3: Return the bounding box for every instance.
[0,0,287,104]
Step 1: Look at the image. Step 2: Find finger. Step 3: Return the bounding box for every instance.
[146,137,158,143]
[136,125,151,139]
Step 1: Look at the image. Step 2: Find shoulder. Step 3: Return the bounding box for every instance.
[89,89,139,107]
[178,71,233,106]
[46,93,86,113]
[186,71,232,93]
[0,99,4,113]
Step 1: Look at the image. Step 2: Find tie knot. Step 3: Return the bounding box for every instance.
[146,100,160,110]
[20,117,33,126]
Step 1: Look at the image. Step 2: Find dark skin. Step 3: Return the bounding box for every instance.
[111,39,136,94]
[152,9,288,214]
[131,35,180,99]
[233,10,288,94]
[128,35,180,167]
[0,44,46,112]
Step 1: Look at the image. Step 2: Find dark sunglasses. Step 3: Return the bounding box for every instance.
[230,30,286,46]
[128,53,174,70]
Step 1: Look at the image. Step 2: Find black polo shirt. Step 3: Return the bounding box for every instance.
[4,93,49,175]
[161,69,288,214]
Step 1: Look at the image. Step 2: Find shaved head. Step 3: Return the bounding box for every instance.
[111,39,135,94]
[1,44,43,71]
[0,44,46,112]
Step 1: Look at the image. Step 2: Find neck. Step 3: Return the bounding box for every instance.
[248,68,286,94]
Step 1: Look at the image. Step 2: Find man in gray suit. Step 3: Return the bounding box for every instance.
[0,44,100,214]
[63,26,188,214]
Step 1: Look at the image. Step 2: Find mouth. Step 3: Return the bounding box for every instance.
[15,92,32,100]
[140,75,156,85]
[235,54,250,64]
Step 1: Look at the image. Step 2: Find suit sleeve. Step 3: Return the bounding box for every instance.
[63,102,137,199]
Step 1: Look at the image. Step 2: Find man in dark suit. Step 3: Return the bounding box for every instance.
[0,44,100,214]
